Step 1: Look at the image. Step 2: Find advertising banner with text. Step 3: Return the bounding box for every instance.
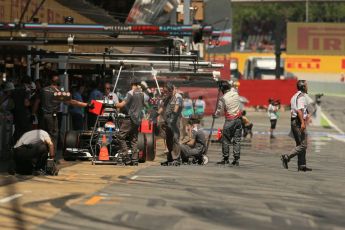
[287,22,345,56]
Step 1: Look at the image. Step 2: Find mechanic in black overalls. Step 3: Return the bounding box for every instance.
[115,78,145,166]
[159,83,183,166]
[32,72,92,160]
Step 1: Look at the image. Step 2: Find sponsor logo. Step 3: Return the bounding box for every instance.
[297,26,345,51]
[286,58,321,70]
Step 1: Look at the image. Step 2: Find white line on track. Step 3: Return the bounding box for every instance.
[0,194,23,204]
[328,134,345,143]
[321,112,345,135]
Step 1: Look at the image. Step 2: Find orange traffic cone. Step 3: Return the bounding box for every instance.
[98,135,109,161]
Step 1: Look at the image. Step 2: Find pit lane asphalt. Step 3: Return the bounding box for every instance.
[1,109,344,230]
[37,110,345,230]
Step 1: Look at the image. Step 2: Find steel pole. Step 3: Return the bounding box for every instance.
[205,86,222,154]
[184,0,191,52]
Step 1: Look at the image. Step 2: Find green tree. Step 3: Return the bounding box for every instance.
[232,2,345,44]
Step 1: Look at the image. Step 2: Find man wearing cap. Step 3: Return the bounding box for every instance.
[214,80,242,166]
[159,83,183,166]
[115,78,145,166]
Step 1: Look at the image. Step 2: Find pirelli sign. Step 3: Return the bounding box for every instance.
[287,23,345,56]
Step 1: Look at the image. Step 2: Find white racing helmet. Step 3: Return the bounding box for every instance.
[104,121,116,131]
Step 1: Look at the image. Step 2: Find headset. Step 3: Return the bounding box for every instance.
[297,80,307,93]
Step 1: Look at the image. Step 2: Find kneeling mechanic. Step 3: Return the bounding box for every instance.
[180,116,206,164]
[11,129,57,175]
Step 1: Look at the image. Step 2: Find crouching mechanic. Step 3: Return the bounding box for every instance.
[214,81,242,166]
[11,129,58,175]
[180,116,206,164]
[115,78,145,166]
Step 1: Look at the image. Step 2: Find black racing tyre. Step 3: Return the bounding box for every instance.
[138,133,146,163]
[145,133,156,161]
[63,131,79,161]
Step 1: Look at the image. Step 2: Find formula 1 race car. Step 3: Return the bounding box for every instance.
[63,100,156,164]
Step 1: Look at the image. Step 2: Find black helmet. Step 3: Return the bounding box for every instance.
[297,80,306,92]
[130,77,141,86]
[219,80,232,93]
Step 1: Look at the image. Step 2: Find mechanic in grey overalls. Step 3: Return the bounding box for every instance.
[281,80,312,172]
[180,116,206,163]
[115,78,145,166]
[159,83,183,166]
[214,81,242,166]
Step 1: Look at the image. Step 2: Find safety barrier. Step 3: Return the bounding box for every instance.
[180,79,296,115]
[238,79,297,106]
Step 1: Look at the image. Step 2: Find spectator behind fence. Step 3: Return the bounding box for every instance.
[194,96,206,119]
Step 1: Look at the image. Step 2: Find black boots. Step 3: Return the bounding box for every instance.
[161,160,180,166]
[216,157,239,166]
[298,166,312,172]
[231,158,239,166]
[216,158,229,165]
[281,155,312,172]
[281,154,289,169]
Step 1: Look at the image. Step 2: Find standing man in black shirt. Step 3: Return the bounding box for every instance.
[32,72,93,160]
[115,78,145,166]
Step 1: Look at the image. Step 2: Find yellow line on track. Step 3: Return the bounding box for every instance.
[84,196,102,205]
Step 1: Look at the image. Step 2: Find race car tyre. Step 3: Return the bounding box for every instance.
[145,133,156,161]
[138,133,146,163]
[63,131,79,161]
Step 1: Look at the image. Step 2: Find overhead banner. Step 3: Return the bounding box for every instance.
[287,22,345,56]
